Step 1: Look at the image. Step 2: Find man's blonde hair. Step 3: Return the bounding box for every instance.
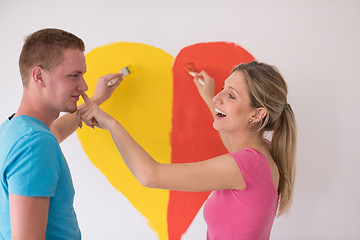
[19,28,85,86]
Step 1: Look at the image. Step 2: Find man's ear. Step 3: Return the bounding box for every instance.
[31,66,46,87]
[251,107,267,123]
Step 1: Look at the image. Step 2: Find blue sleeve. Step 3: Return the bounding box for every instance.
[6,131,62,197]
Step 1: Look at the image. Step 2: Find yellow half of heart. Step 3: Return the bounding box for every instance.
[77,42,174,239]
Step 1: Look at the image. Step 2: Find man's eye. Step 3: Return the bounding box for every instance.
[69,74,79,79]
[229,93,235,99]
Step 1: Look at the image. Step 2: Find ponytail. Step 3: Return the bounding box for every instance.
[271,104,297,216]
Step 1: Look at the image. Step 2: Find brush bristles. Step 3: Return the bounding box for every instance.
[120,66,131,77]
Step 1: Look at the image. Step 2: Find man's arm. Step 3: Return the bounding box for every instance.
[9,194,49,240]
[51,73,123,143]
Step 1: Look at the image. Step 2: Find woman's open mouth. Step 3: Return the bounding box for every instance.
[215,108,226,118]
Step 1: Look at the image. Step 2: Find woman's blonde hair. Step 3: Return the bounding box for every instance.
[232,61,297,216]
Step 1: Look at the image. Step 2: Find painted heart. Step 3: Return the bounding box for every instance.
[77,41,254,239]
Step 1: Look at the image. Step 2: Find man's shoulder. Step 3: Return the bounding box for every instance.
[0,116,61,176]
[0,115,58,153]
[3,115,53,137]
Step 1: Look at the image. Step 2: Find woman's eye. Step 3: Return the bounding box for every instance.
[229,93,235,99]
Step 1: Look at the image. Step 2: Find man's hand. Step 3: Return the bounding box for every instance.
[92,73,123,105]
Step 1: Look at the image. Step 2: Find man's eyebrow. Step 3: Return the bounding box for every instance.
[67,70,84,75]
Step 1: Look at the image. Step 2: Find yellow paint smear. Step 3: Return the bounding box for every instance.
[77,42,174,239]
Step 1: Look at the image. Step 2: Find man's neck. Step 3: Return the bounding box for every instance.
[14,94,59,128]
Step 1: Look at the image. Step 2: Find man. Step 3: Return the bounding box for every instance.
[0,28,123,239]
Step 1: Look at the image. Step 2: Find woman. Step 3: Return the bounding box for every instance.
[78,61,297,239]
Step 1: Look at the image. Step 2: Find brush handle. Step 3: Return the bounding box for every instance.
[188,71,205,85]
[107,66,132,87]
[107,77,119,87]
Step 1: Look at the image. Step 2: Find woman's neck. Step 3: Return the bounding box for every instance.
[228,131,267,153]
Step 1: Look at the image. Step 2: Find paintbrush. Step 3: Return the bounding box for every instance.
[107,65,134,87]
[182,62,205,86]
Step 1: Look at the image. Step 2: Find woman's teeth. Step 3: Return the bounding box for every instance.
[215,108,226,117]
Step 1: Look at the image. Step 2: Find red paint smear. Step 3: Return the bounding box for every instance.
[168,42,255,239]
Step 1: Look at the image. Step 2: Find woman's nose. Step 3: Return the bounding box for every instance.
[213,91,223,104]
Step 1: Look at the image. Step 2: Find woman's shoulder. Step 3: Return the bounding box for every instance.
[229,148,264,159]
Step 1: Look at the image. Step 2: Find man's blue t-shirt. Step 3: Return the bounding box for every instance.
[0,115,81,239]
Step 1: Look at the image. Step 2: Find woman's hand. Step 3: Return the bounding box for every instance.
[193,70,215,105]
[77,92,116,130]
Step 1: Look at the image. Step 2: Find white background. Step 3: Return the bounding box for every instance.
[1,0,359,239]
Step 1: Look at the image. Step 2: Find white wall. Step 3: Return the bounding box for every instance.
[1,0,359,239]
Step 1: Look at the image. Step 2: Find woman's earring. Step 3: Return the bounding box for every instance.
[249,118,253,123]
